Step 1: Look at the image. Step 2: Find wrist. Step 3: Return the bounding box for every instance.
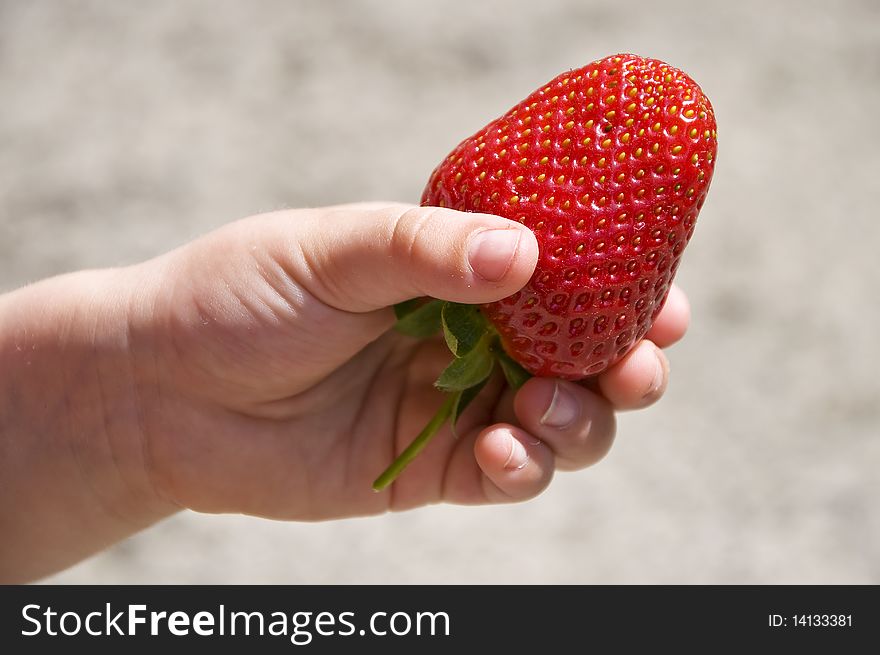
[73,266,181,519]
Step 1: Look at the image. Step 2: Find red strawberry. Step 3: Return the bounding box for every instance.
[424,53,717,379]
[374,53,716,490]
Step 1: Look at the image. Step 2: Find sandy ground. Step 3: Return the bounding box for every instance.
[1,0,878,583]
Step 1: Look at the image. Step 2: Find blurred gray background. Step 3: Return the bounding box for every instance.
[2,0,877,583]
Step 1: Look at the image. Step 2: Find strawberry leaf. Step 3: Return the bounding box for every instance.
[393,299,424,320]
[441,302,486,357]
[435,337,494,391]
[450,377,489,437]
[395,299,444,338]
[495,348,532,390]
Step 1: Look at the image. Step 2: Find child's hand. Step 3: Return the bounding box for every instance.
[0,203,688,581]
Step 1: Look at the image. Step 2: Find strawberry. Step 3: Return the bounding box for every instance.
[374,53,717,490]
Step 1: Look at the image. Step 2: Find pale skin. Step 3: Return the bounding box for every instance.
[0,203,689,583]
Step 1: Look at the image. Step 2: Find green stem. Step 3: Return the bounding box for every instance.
[372,393,458,492]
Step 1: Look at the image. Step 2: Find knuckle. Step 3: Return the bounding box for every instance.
[389,207,438,263]
[387,207,448,296]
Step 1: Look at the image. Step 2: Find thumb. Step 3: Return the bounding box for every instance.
[282,202,539,312]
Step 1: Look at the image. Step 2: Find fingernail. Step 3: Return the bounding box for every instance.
[468,228,522,282]
[643,346,666,399]
[540,382,579,429]
[503,433,529,470]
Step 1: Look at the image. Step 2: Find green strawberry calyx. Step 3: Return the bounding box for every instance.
[371,300,531,491]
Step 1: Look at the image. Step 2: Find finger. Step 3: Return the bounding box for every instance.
[646,284,690,348]
[283,203,539,312]
[472,425,555,502]
[513,378,616,471]
[596,339,669,410]
[491,385,518,425]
